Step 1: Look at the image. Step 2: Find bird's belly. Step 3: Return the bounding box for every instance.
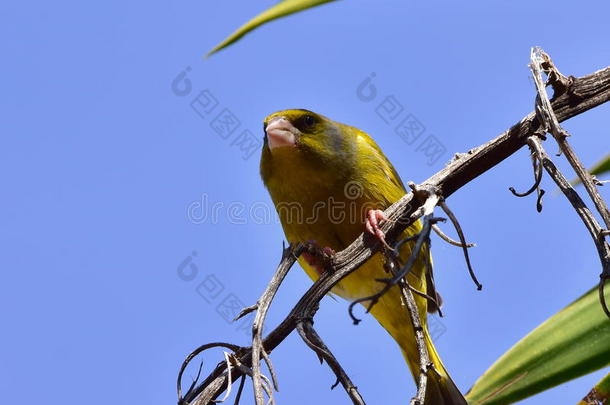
[283,197,430,379]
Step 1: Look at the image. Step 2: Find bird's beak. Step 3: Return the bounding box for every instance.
[265,116,297,150]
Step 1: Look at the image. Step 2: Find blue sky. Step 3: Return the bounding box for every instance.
[1,1,609,404]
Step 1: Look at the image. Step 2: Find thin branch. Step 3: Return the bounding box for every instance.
[233,304,258,322]
[228,360,274,404]
[400,277,431,405]
[187,362,204,402]
[432,224,475,248]
[233,376,246,405]
[260,349,279,392]
[422,238,443,317]
[296,320,366,405]
[251,243,305,405]
[386,192,438,404]
[177,342,241,404]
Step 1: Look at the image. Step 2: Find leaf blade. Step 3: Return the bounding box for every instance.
[207,0,340,57]
[466,286,610,404]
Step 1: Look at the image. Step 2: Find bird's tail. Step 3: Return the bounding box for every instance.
[408,330,467,405]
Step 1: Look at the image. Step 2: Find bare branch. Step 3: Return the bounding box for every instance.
[251,243,305,405]
[400,276,430,405]
[296,319,366,405]
[260,349,279,392]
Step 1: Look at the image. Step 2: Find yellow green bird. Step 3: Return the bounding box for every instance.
[260,109,465,404]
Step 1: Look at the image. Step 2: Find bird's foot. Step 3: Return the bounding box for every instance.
[302,240,335,275]
[365,209,393,251]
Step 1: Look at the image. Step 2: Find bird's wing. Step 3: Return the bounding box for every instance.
[355,129,440,312]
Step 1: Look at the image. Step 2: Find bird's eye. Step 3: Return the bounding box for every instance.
[303,115,315,127]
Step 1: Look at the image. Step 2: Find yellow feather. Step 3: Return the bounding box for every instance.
[261,109,465,404]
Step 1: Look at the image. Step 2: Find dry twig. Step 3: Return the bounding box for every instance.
[528,48,610,317]
[296,319,366,404]
[432,224,475,248]
[250,243,305,405]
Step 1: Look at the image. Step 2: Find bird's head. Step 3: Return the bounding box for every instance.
[263,109,329,149]
[262,108,354,161]
[259,109,364,220]
[260,109,357,186]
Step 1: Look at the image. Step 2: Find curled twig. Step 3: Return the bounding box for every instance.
[394,232,426,252]
[509,144,544,199]
[432,224,475,248]
[438,200,482,290]
[296,319,366,405]
[177,342,241,404]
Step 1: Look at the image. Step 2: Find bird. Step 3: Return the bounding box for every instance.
[260,109,465,404]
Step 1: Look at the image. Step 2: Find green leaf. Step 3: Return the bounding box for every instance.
[207,0,340,57]
[571,153,610,186]
[578,372,610,404]
[466,286,610,404]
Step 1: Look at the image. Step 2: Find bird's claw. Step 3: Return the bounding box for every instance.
[365,209,394,251]
[302,240,335,275]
